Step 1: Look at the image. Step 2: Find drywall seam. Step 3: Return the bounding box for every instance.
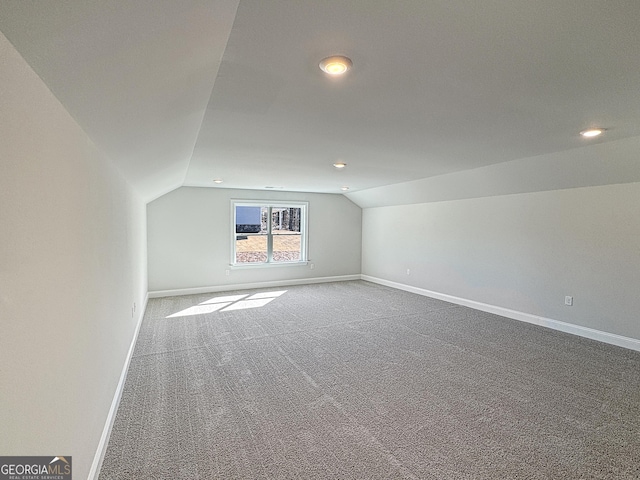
[148,275,361,298]
[88,292,149,480]
[362,275,640,353]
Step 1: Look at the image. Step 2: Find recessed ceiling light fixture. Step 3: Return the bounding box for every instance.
[333,162,347,169]
[319,55,352,76]
[580,128,604,138]
[213,179,223,184]
[341,186,350,191]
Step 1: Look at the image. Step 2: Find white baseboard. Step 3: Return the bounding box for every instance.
[88,292,149,480]
[148,274,362,298]
[362,275,640,353]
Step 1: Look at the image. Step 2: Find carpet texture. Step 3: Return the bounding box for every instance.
[99,281,640,479]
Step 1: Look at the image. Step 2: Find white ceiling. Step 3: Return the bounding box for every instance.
[1,1,639,202]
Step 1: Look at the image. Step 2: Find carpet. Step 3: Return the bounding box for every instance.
[99,280,640,479]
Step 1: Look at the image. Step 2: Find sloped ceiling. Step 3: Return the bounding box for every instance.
[0,0,240,201]
[1,1,640,202]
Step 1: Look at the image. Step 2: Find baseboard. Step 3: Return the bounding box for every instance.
[88,292,149,480]
[362,275,640,353]
[148,274,362,298]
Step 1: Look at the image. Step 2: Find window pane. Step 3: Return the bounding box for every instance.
[235,206,268,263]
[272,233,301,262]
[271,207,301,233]
[235,234,267,263]
[236,206,266,234]
[271,207,302,262]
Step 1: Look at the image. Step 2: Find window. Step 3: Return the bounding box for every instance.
[232,201,307,265]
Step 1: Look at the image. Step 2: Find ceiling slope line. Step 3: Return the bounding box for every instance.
[178,0,242,196]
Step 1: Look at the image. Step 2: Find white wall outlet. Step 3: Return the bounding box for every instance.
[565,296,573,306]
[225,269,230,276]
[406,268,411,275]
[310,263,315,270]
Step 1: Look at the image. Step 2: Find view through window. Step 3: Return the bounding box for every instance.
[233,202,307,265]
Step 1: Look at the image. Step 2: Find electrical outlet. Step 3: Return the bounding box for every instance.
[565,296,573,306]
[310,263,315,270]
[225,269,230,276]
[406,269,411,275]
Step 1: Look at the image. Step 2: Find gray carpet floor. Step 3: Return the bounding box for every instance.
[99,280,640,479]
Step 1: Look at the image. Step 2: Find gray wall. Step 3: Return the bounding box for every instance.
[0,32,147,479]
[147,187,362,292]
[362,182,640,340]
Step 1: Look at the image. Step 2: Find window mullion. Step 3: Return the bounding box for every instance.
[266,206,273,263]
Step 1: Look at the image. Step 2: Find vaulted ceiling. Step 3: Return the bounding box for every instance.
[1,1,639,202]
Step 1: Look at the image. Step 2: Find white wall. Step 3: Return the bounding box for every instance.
[147,187,361,292]
[362,182,640,341]
[0,32,147,479]
[348,135,640,208]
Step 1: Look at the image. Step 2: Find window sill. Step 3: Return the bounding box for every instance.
[230,261,309,270]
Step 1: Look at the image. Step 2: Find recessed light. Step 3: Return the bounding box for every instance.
[319,56,352,76]
[333,162,347,169]
[341,186,350,191]
[580,128,604,138]
[213,179,223,184]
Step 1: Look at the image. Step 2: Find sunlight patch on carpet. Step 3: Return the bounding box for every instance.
[166,290,287,317]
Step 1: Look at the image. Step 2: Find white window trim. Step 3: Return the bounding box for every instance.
[230,200,309,267]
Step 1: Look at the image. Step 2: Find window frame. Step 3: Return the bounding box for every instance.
[230,200,308,267]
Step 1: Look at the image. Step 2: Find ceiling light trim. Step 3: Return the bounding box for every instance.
[319,55,353,76]
[580,128,605,138]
